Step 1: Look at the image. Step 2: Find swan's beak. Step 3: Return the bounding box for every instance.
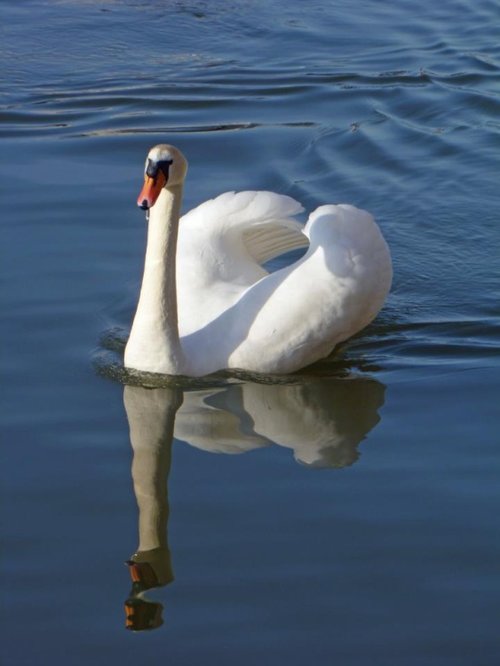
[137,172,166,210]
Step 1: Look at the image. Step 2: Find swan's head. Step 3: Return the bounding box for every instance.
[137,144,188,210]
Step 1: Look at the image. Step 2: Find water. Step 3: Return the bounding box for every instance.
[1,0,499,663]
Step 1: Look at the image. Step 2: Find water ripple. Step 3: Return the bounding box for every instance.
[2,61,498,141]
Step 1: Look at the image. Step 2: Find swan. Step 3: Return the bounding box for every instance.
[124,144,392,376]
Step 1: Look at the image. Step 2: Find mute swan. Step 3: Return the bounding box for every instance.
[124,144,392,376]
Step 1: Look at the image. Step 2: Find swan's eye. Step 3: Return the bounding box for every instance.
[146,158,173,181]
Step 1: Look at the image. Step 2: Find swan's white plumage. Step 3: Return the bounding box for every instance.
[124,145,392,377]
[177,191,309,335]
[174,193,391,375]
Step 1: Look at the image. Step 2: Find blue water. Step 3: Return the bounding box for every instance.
[1,1,500,664]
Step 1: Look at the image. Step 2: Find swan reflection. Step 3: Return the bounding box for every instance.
[123,375,385,630]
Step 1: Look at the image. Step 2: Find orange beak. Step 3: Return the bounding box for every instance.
[137,171,166,210]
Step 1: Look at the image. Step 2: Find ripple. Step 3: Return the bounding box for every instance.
[347,316,500,373]
[3,54,498,142]
[95,313,500,389]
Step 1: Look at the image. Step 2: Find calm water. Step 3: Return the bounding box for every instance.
[2,0,500,664]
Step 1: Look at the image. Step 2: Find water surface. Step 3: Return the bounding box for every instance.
[1,1,499,664]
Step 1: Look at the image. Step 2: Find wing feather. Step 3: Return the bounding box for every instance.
[182,190,308,267]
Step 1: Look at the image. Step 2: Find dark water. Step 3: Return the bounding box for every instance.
[2,0,500,664]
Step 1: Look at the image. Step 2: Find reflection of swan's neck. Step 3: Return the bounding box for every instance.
[124,386,183,584]
[125,185,185,374]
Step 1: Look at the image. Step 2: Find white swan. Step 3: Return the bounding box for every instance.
[124,144,392,376]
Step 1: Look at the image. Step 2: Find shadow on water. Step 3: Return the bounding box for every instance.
[122,370,385,631]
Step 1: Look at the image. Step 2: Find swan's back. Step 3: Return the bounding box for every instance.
[180,199,392,375]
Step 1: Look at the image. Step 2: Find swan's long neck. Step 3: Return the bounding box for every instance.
[125,184,186,374]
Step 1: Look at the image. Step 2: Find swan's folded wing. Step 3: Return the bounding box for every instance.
[243,218,309,264]
[181,190,308,267]
[178,191,309,337]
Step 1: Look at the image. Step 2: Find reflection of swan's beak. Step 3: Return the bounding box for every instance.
[126,547,174,588]
[127,560,159,587]
[137,172,166,210]
[123,548,173,632]
[125,597,164,631]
